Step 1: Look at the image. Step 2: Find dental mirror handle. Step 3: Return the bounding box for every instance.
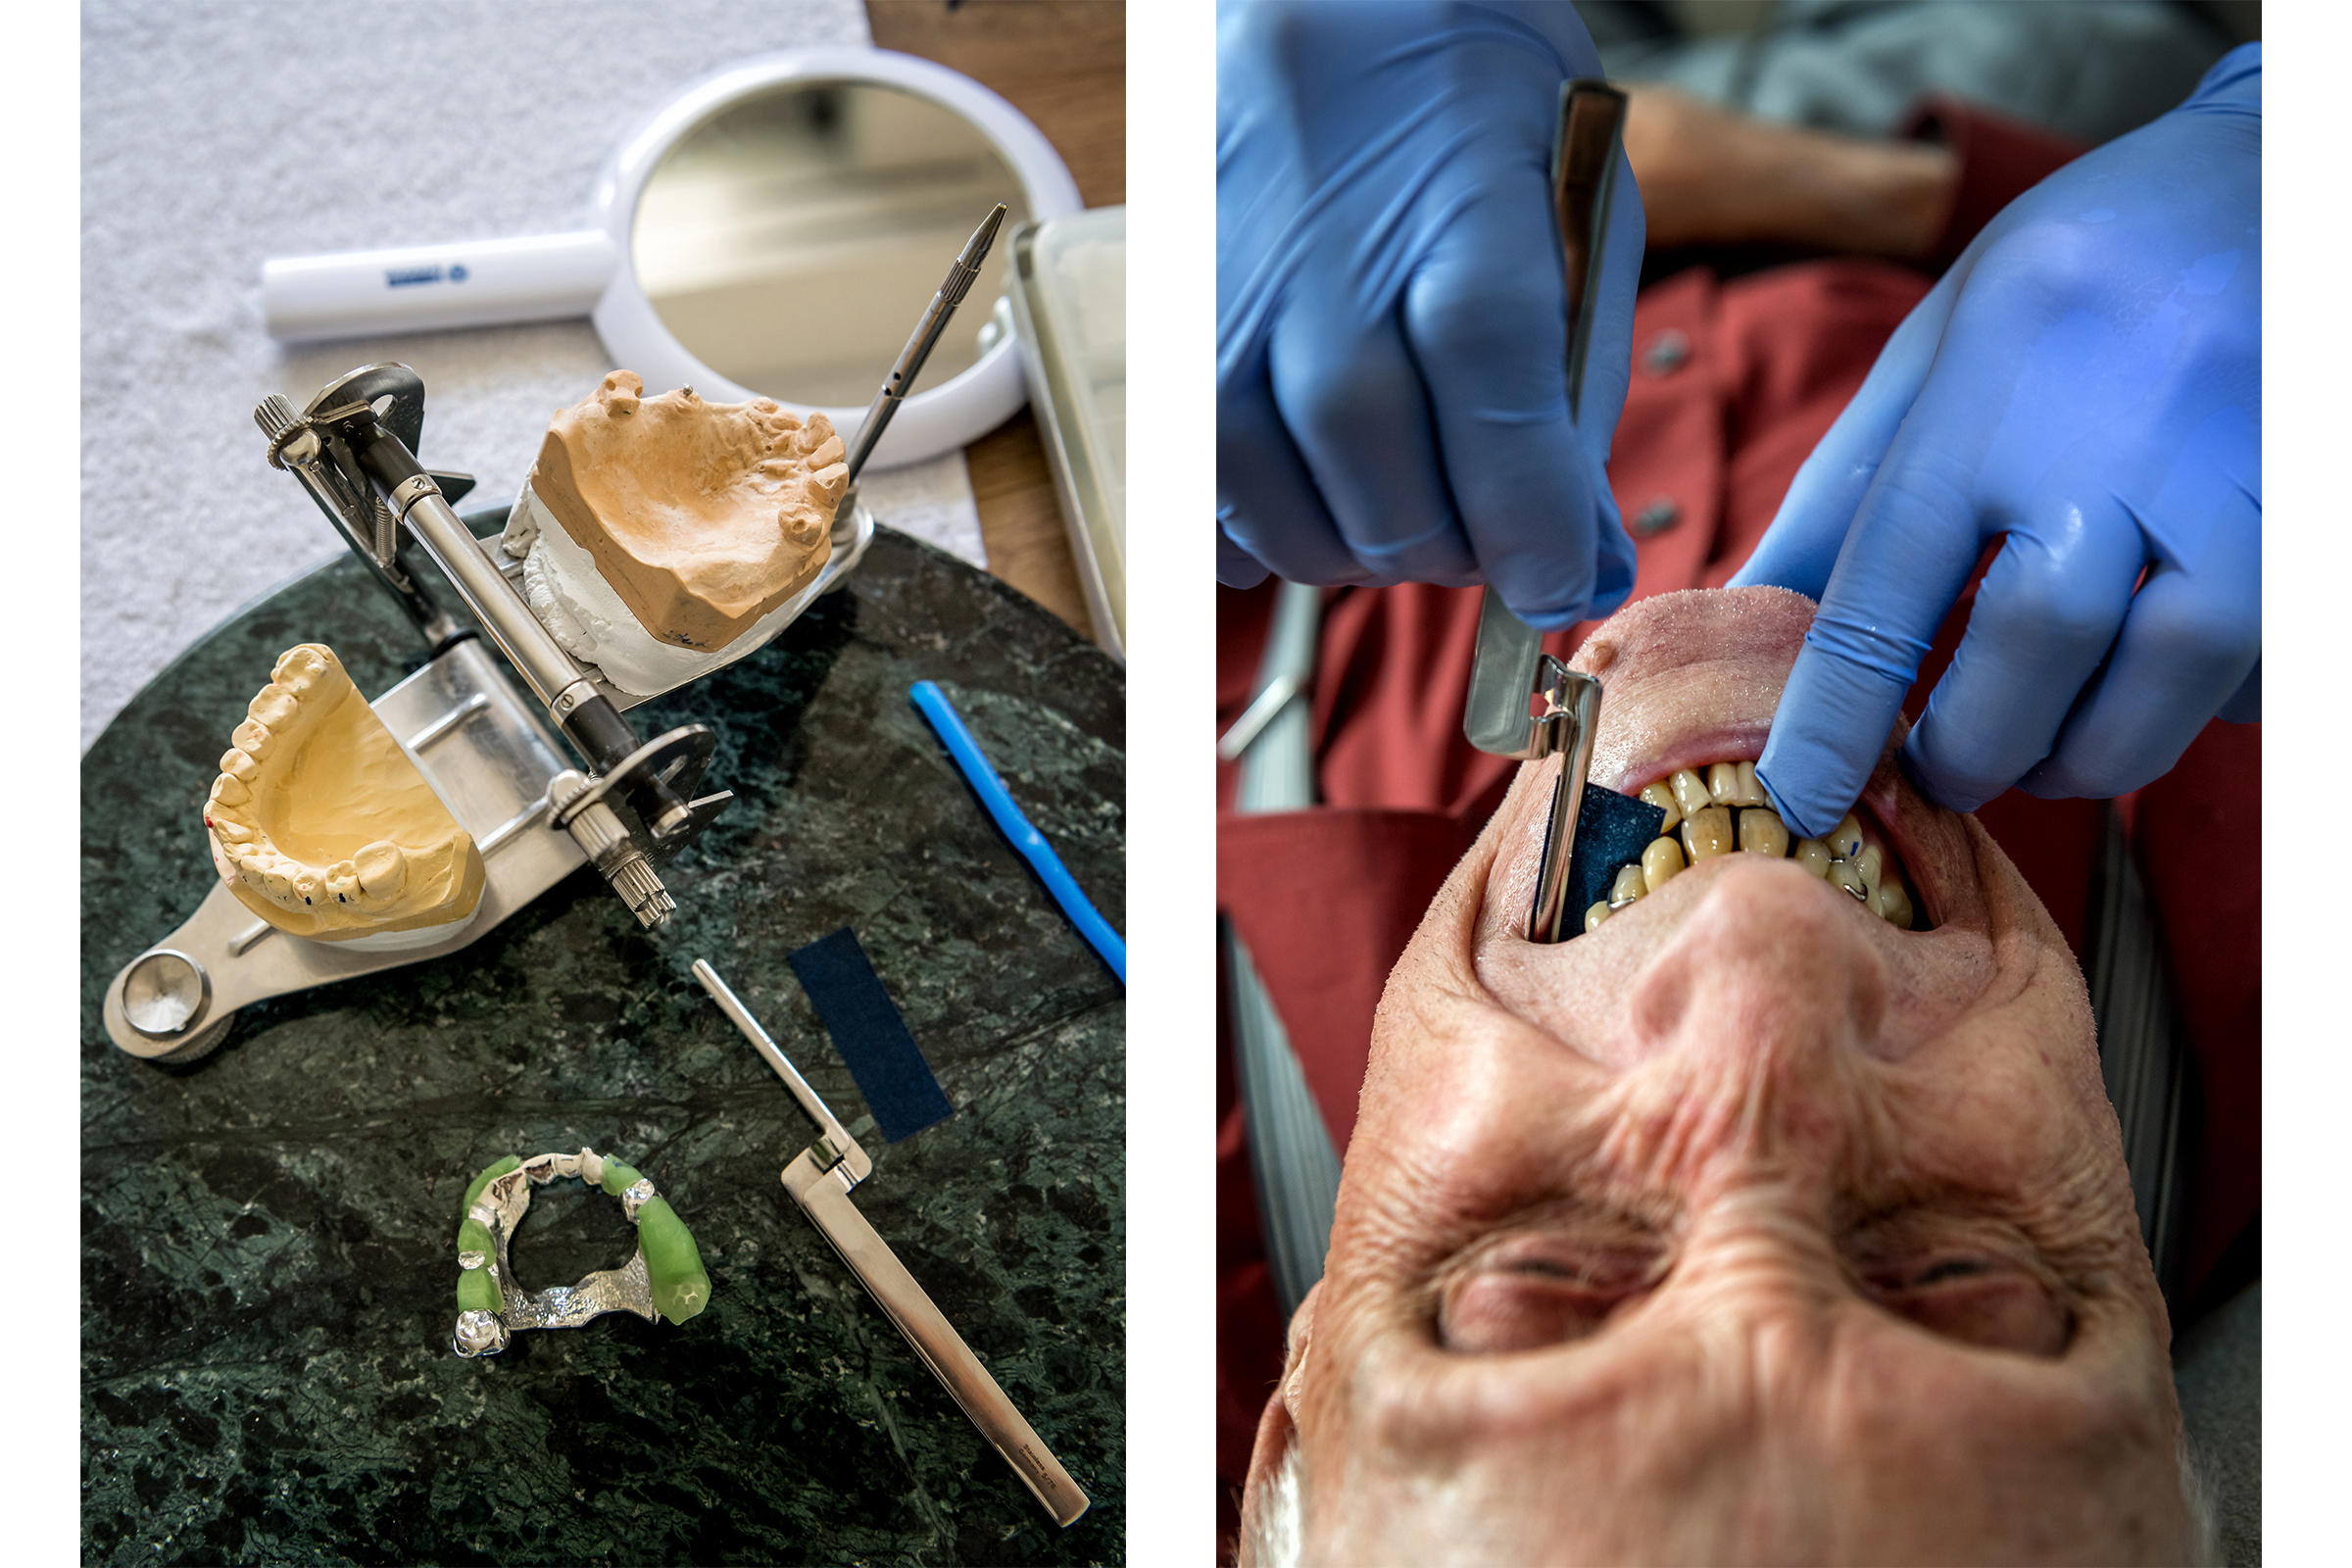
[262,230,618,344]
[788,1156,1090,1527]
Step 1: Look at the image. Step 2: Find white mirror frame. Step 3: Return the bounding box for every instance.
[589,47,1082,471]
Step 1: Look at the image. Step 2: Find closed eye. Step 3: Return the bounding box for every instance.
[1438,1245,1664,1354]
[1862,1257,2071,1357]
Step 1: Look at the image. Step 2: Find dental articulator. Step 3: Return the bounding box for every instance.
[105,206,1008,1063]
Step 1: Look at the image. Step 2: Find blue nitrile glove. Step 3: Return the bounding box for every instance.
[1735,44,2260,837]
[1216,0,1647,629]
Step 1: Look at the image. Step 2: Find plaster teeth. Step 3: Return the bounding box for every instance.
[1683,804,1735,861]
[354,840,409,901]
[247,684,300,731]
[1738,807,1789,858]
[1610,863,1647,909]
[1642,835,1685,892]
[272,643,330,695]
[323,859,363,904]
[232,718,271,758]
[1670,768,1711,818]
[1792,837,1831,878]
[209,773,251,809]
[1639,781,1681,833]
[220,749,258,784]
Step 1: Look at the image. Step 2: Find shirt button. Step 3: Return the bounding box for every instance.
[1641,329,1690,376]
[1632,497,1681,537]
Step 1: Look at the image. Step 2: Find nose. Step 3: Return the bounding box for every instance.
[1607,857,1893,1183]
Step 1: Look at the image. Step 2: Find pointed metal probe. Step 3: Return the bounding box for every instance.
[840,202,1009,487]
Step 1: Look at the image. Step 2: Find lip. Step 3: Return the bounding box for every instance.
[1513,585,1960,933]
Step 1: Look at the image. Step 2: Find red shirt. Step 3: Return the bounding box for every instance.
[1213,100,2259,1543]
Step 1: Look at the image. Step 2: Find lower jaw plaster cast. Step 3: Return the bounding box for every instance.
[202,644,485,949]
[502,369,847,697]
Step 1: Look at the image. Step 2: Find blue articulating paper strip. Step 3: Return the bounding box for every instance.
[786,928,953,1143]
[1567,783,1670,930]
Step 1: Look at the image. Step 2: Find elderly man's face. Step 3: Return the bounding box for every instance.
[1244,587,2194,1565]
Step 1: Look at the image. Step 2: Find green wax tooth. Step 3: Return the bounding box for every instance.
[457,1260,504,1315]
[635,1197,711,1324]
[463,1154,520,1216]
[600,1159,642,1198]
[457,1217,494,1257]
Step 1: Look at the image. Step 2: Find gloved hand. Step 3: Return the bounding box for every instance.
[1216,0,1647,628]
[1735,45,2260,837]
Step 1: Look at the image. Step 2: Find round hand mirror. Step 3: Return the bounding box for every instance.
[263,49,1081,469]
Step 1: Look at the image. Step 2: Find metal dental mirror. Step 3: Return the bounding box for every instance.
[262,48,1081,469]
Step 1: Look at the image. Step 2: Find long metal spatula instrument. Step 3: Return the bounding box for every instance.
[691,960,1089,1528]
[1460,79,1630,944]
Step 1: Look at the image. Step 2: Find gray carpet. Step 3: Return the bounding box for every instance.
[82,0,989,750]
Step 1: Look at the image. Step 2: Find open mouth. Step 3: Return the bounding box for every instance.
[1585,757,1923,934]
[1503,585,1952,946]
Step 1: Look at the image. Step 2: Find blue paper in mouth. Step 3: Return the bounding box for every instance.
[1564,783,1671,934]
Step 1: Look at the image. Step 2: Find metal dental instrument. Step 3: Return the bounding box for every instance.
[256,365,733,929]
[1459,79,1629,945]
[691,959,1090,1529]
[841,202,1009,489]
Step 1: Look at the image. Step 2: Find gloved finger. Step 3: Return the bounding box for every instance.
[1268,291,1477,585]
[1403,174,1611,629]
[1754,358,2001,838]
[1217,515,1270,589]
[1732,270,1962,599]
[1214,360,1370,586]
[2018,494,2261,799]
[1900,493,2146,812]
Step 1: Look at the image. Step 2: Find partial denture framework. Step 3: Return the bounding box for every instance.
[453,1148,711,1358]
[526,369,847,652]
[1585,761,1917,934]
[203,644,484,941]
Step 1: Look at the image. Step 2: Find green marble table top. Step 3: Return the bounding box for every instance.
[82,525,1126,1565]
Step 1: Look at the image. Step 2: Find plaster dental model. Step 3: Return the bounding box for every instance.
[502,369,848,697]
[453,1148,711,1357]
[203,643,485,949]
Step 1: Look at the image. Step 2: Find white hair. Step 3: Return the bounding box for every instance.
[1240,1438,1306,1568]
[1240,1430,2218,1566]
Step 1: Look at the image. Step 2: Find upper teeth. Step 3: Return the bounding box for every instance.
[202,643,484,940]
[1582,769,1916,934]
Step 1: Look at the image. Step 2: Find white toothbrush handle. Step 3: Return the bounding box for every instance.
[262,229,617,343]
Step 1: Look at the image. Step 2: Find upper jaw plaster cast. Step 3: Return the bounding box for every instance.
[501,371,848,698]
[204,644,485,946]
